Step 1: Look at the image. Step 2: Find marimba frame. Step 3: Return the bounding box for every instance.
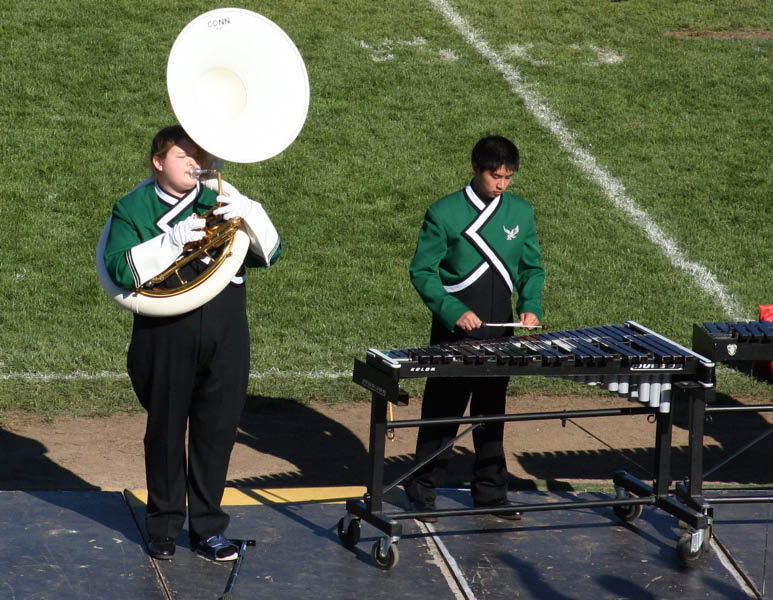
[342,343,717,569]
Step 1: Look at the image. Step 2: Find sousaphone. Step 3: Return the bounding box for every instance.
[97,8,309,317]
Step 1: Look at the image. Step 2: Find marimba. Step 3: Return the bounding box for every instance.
[684,321,773,522]
[693,320,773,362]
[341,321,716,569]
[362,321,715,410]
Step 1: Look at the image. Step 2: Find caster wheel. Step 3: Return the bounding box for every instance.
[371,540,399,570]
[677,530,709,565]
[613,502,643,523]
[337,517,361,548]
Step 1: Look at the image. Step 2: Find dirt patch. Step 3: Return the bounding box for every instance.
[665,29,773,40]
[1,394,771,492]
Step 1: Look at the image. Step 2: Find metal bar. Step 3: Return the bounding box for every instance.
[387,406,655,429]
[586,329,647,361]
[704,496,773,504]
[627,320,715,367]
[567,419,653,478]
[382,424,481,494]
[702,321,724,335]
[746,321,766,338]
[703,427,773,478]
[483,322,542,329]
[706,405,773,414]
[734,322,753,340]
[387,496,657,521]
[219,539,255,600]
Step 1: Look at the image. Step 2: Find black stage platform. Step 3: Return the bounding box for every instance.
[1,487,768,599]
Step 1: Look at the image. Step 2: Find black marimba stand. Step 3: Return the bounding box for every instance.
[339,321,717,570]
[679,322,773,513]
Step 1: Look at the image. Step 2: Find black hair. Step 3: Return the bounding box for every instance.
[471,135,520,172]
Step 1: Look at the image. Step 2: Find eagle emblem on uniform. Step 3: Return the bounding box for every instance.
[503,225,519,241]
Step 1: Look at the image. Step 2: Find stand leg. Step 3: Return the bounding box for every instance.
[687,387,709,500]
[366,392,388,514]
[653,405,674,498]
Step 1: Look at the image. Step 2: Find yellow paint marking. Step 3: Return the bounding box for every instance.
[124,487,367,507]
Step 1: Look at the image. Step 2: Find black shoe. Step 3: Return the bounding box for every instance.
[148,536,176,559]
[474,499,522,521]
[408,500,438,523]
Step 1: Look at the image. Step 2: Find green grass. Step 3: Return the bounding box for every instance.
[0,0,770,418]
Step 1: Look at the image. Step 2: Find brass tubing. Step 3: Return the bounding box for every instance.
[140,219,240,290]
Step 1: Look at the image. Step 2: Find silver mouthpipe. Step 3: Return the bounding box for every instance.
[189,168,218,178]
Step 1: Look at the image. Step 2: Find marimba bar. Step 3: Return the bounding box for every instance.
[359,320,715,413]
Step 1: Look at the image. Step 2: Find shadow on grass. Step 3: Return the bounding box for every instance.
[230,391,773,492]
[518,390,773,487]
[229,395,370,488]
[231,396,565,492]
[0,426,98,491]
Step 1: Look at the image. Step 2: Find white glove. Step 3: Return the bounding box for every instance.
[169,214,206,247]
[212,193,257,221]
[212,192,279,265]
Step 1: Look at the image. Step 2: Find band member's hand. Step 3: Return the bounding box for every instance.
[169,214,206,247]
[519,312,540,327]
[456,311,483,332]
[213,193,258,221]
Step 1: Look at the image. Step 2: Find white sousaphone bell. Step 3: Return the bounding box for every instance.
[96,8,309,317]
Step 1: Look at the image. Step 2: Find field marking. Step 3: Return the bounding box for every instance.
[429,0,748,321]
[359,38,622,68]
[0,369,349,382]
[503,43,624,67]
[127,486,368,506]
[358,37,460,63]
[418,520,477,600]
[710,538,760,598]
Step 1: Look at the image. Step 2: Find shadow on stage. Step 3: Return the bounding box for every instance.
[0,426,144,544]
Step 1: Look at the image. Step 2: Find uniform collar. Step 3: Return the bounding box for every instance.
[465,182,501,211]
[155,181,201,206]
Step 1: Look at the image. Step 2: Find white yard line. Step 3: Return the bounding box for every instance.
[0,369,348,382]
[429,0,748,321]
[711,538,760,598]
[0,357,745,383]
[418,520,478,600]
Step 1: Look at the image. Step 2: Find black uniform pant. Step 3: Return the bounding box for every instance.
[405,375,510,506]
[127,283,249,542]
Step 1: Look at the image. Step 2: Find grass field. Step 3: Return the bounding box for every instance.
[0,0,770,418]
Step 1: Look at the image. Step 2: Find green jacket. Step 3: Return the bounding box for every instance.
[410,184,545,334]
[104,181,281,290]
